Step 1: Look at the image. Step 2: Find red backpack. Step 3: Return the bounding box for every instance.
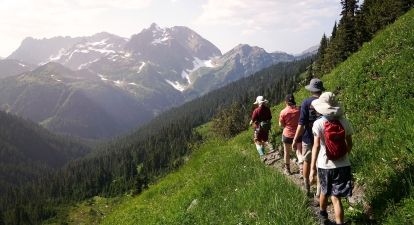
[323,119,347,160]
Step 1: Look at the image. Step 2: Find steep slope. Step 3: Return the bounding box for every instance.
[0,59,34,78]
[0,58,311,225]
[0,110,90,195]
[269,8,414,223]
[101,125,314,225]
[320,8,414,221]
[7,36,83,65]
[184,44,295,98]
[52,32,128,70]
[0,62,152,139]
[98,8,414,224]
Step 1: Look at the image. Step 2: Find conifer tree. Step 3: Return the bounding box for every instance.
[336,0,359,60]
[313,34,328,77]
[331,21,337,39]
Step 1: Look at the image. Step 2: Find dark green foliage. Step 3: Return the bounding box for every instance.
[212,102,250,139]
[1,58,312,224]
[313,0,413,77]
[0,110,90,194]
[321,8,414,222]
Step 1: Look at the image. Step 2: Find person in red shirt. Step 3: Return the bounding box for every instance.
[279,94,302,175]
[250,96,274,161]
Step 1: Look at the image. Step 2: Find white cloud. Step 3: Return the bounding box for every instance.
[195,0,340,34]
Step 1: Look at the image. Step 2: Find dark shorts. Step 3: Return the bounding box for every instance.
[282,135,293,144]
[318,166,352,197]
[254,127,269,142]
[282,135,302,144]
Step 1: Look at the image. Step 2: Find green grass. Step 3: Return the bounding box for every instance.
[266,8,414,223]
[42,196,129,225]
[383,194,414,224]
[101,124,315,225]
[320,8,414,220]
[53,9,414,224]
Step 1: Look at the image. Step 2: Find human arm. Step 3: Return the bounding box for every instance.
[278,113,285,128]
[309,135,320,184]
[292,125,305,150]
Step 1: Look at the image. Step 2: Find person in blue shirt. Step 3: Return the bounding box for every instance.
[292,78,325,195]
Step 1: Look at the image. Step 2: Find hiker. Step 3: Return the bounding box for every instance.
[309,92,353,225]
[278,94,302,175]
[250,96,274,161]
[292,78,325,194]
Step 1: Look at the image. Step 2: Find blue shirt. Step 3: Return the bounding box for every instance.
[299,96,318,144]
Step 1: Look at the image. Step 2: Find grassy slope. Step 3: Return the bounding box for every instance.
[322,8,414,220]
[277,9,414,222]
[56,8,414,225]
[101,124,314,224]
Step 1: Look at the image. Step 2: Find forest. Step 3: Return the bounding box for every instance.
[1,0,413,224]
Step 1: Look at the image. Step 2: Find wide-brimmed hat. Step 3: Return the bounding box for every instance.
[311,92,343,117]
[305,78,325,92]
[253,96,268,105]
[285,94,296,105]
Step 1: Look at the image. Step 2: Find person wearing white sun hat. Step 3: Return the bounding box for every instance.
[250,96,274,161]
[310,92,353,225]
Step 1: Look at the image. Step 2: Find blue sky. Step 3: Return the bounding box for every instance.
[0,0,342,57]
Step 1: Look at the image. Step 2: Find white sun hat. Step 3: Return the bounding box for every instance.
[311,92,344,118]
[253,96,269,105]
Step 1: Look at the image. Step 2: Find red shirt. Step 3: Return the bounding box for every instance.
[251,105,272,142]
[279,105,300,138]
[251,105,272,127]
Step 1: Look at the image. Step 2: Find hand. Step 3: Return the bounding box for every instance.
[309,169,316,184]
[292,139,297,150]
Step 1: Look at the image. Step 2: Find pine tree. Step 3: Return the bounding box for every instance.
[313,34,328,77]
[331,21,337,39]
[337,0,359,60]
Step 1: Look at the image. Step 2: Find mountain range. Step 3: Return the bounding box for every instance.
[1,23,315,139]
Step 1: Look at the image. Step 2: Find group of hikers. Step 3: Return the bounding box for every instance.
[250,78,353,225]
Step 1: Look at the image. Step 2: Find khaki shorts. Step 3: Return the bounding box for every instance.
[302,142,312,162]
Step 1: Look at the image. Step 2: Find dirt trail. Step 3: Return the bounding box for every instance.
[262,148,364,225]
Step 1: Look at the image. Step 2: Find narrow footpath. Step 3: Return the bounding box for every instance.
[262,147,365,225]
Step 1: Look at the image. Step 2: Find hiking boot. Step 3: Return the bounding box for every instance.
[318,210,328,224]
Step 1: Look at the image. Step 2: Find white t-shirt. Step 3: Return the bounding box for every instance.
[312,117,353,169]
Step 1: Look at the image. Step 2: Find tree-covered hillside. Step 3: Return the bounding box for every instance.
[104,7,414,224]
[0,58,312,224]
[312,0,414,78]
[0,110,90,198]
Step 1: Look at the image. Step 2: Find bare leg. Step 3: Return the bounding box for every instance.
[295,142,303,163]
[320,193,328,211]
[303,160,310,192]
[316,173,321,197]
[331,195,344,224]
[283,143,292,169]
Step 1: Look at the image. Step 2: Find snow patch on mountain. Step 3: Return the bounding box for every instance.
[181,57,217,84]
[151,26,172,46]
[165,79,186,92]
[78,58,99,70]
[137,62,146,73]
[50,74,62,82]
[167,57,218,92]
[98,73,108,81]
